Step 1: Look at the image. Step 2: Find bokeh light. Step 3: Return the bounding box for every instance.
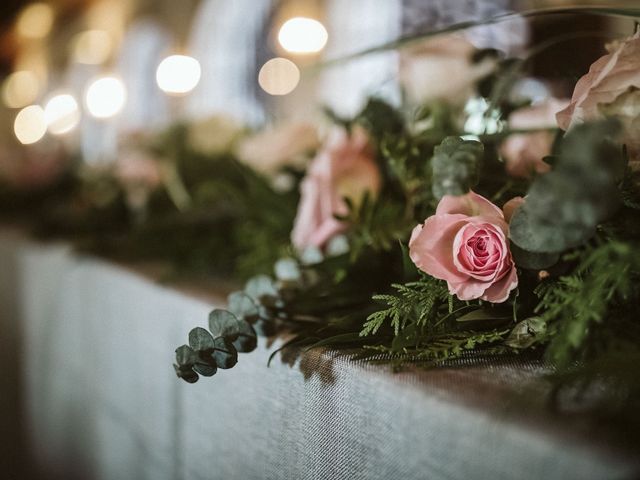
[85,77,126,119]
[278,17,328,54]
[2,71,40,108]
[258,58,300,96]
[72,30,113,65]
[14,105,47,145]
[16,3,54,40]
[156,55,201,95]
[44,93,80,134]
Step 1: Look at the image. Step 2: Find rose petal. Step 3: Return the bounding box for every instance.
[409,214,469,283]
[436,191,504,220]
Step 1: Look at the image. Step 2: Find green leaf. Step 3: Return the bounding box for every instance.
[231,320,258,353]
[510,205,594,253]
[208,309,257,353]
[245,275,278,300]
[432,136,483,200]
[456,309,510,323]
[510,121,622,254]
[208,310,242,338]
[192,353,217,377]
[189,327,215,351]
[227,292,259,322]
[510,241,561,269]
[175,344,196,366]
[173,364,199,383]
[505,317,547,349]
[212,337,238,369]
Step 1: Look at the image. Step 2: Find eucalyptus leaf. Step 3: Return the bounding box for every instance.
[274,258,302,282]
[510,241,561,269]
[173,364,199,383]
[432,136,483,200]
[175,344,196,366]
[189,327,215,351]
[509,201,594,253]
[510,121,622,254]
[208,309,241,338]
[212,337,238,369]
[245,275,278,300]
[505,317,547,349]
[231,320,258,353]
[227,292,259,322]
[193,352,217,377]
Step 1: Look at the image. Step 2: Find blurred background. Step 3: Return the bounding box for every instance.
[0,0,638,479]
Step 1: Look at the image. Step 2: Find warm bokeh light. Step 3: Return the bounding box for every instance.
[16,3,54,40]
[258,58,300,96]
[86,0,126,44]
[2,71,40,108]
[72,30,113,65]
[44,93,80,135]
[85,77,126,119]
[156,55,201,95]
[278,17,328,54]
[14,105,47,145]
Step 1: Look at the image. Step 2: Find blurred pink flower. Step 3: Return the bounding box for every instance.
[291,127,381,250]
[556,31,640,132]
[399,35,496,106]
[409,191,517,303]
[236,122,319,175]
[114,150,162,188]
[501,98,568,178]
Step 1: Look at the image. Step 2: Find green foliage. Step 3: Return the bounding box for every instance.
[355,97,405,141]
[431,136,484,200]
[510,121,624,254]
[361,277,448,336]
[174,308,257,383]
[535,240,640,367]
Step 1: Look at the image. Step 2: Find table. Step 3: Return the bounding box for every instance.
[0,230,638,480]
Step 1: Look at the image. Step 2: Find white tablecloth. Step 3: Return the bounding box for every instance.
[0,231,637,480]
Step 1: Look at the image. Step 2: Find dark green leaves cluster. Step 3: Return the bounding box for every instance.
[431,136,484,200]
[510,121,624,256]
[174,306,257,383]
[535,240,640,368]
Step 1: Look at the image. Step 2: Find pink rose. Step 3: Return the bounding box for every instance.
[409,191,518,303]
[500,98,569,178]
[291,127,381,250]
[556,31,640,132]
[236,122,319,175]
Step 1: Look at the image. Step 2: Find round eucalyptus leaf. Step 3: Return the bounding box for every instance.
[509,208,569,253]
[510,242,560,270]
[274,258,302,282]
[189,327,215,351]
[212,337,238,369]
[208,309,241,339]
[193,358,217,377]
[505,317,547,349]
[174,363,199,383]
[232,320,258,353]
[175,344,196,366]
[227,292,259,322]
[245,275,278,300]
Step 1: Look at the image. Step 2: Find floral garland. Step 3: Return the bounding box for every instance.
[1,11,639,428]
[171,30,640,428]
